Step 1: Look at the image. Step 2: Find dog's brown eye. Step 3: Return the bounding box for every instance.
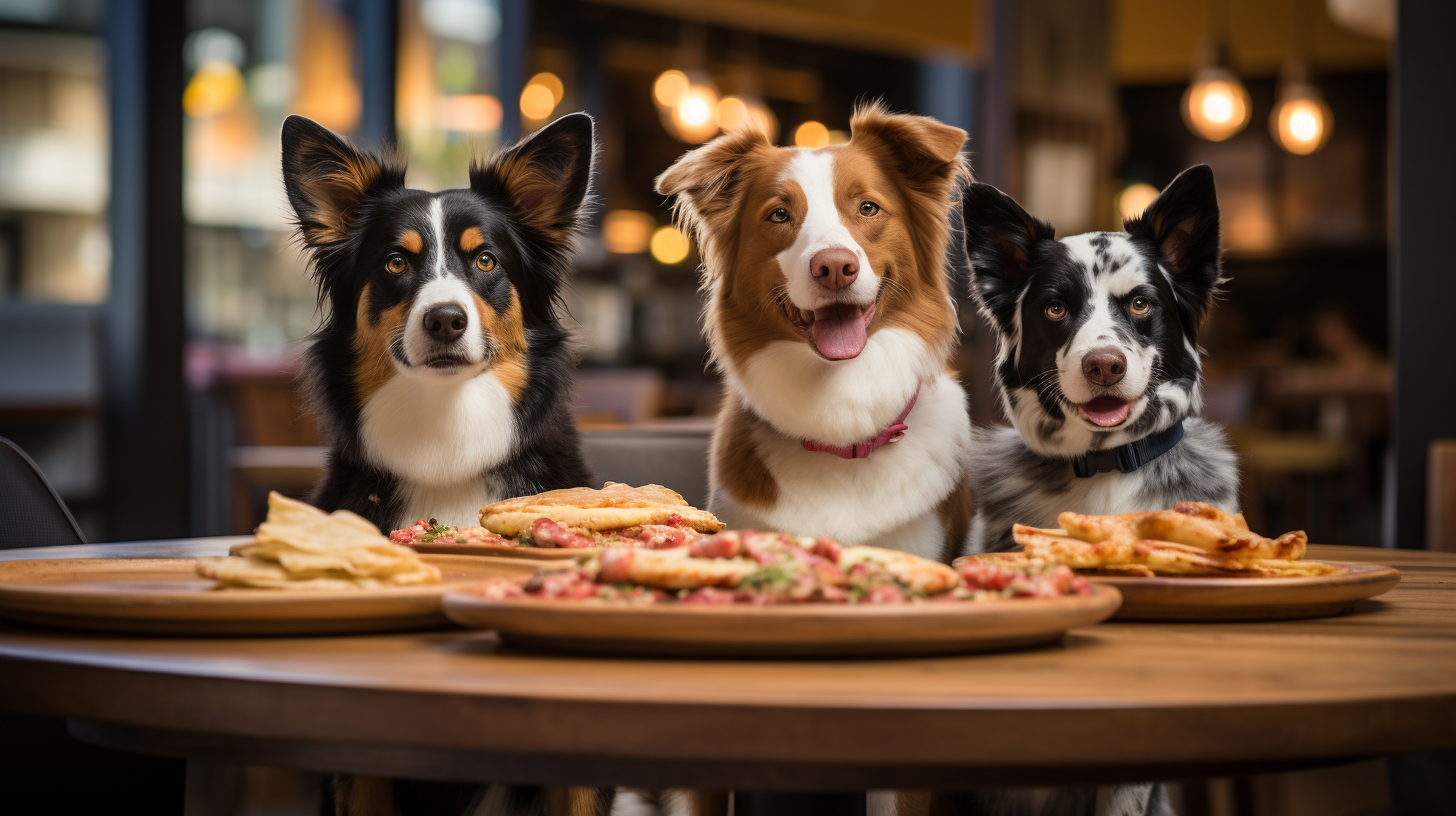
[767,208,790,223]
[859,201,880,217]
[1129,296,1151,315]
[385,255,407,275]
[476,252,496,273]
[1045,301,1067,321]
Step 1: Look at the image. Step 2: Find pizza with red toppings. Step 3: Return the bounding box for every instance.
[473,530,1092,605]
[391,483,724,553]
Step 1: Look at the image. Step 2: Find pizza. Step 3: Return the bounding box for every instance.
[1006,502,1333,578]
[197,492,441,590]
[471,530,1092,605]
[479,482,725,540]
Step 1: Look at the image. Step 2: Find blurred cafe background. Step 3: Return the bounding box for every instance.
[0,0,1451,567]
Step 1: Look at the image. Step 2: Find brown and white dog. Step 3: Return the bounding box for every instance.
[655,103,973,563]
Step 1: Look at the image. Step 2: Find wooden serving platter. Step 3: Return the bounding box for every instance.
[0,555,535,636]
[964,554,1400,621]
[442,584,1122,657]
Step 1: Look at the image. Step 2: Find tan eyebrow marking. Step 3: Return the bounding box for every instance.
[397,229,423,254]
[460,227,485,253]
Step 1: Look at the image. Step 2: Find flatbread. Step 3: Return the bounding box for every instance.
[198,492,440,590]
[480,482,724,536]
[840,545,962,595]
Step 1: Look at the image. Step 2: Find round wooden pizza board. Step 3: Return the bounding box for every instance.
[441,584,1123,657]
[0,555,535,636]
[967,554,1400,620]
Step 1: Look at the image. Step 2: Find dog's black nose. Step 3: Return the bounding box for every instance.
[422,303,468,343]
[1082,347,1126,387]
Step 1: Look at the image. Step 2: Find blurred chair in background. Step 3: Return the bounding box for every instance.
[0,436,86,548]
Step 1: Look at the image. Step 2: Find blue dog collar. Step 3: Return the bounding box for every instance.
[1072,421,1185,478]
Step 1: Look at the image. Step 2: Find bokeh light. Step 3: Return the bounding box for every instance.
[1271,84,1333,156]
[649,225,691,264]
[793,121,830,148]
[1117,182,1160,222]
[653,70,689,108]
[1182,68,1251,142]
[602,210,657,255]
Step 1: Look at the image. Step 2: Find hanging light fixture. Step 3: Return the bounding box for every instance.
[1182,1,1250,143]
[1182,44,1250,141]
[1270,62,1333,155]
[1270,2,1334,156]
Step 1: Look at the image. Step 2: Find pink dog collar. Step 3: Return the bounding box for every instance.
[801,388,920,460]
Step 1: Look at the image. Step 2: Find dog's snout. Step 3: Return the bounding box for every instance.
[1081,347,1127,387]
[809,248,859,291]
[422,303,468,343]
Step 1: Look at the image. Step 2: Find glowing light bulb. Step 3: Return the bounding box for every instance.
[678,96,712,127]
[1201,87,1235,124]
[1183,67,1251,142]
[649,225,691,265]
[665,83,719,143]
[1271,81,1332,155]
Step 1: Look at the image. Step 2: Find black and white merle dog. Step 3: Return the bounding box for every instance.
[961,164,1239,554]
[282,113,595,534]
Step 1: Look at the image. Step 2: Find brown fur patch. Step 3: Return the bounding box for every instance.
[397,229,422,254]
[476,288,530,401]
[935,475,974,564]
[352,285,408,403]
[460,226,485,253]
[293,139,404,246]
[711,400,779,510]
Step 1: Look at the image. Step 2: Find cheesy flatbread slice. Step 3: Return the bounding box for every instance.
[480,482,724,537]
[839,546,961,595]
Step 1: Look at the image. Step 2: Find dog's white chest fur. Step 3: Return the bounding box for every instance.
[713,370,971,561]
[360,371,517,528]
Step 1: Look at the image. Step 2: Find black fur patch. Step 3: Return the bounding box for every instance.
[282,114,595,530]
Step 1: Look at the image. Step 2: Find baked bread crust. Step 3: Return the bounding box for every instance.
[480,482,725,536]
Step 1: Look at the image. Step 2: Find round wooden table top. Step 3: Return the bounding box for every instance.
[1,539,1454,791]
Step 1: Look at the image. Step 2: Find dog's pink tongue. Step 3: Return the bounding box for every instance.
[1081,397,1131,427]
[811,304,869,360]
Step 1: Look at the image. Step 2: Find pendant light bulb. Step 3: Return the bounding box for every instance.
[1182,65,1251,142]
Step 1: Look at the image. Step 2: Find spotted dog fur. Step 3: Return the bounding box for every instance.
[962,165,1239,554]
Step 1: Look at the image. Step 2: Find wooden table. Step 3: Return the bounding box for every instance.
[0,540,1453,791]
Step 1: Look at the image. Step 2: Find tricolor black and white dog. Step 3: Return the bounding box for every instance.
[961,164,1240,554]
[281,113,595,533]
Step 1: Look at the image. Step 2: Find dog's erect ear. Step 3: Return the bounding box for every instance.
[470,112,595,243]
[848,102,969,199]
[281,115,405,247]
[1125,164,1223,326]
[655,127,772,275]
[655,127,771,230]
[961,182,1056,331]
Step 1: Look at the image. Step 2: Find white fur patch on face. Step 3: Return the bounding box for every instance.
[1056,233,1157,415]
[359,369,517,489]
[727,327,939,445]
[399,197,488,373]
[776,150,879,312]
